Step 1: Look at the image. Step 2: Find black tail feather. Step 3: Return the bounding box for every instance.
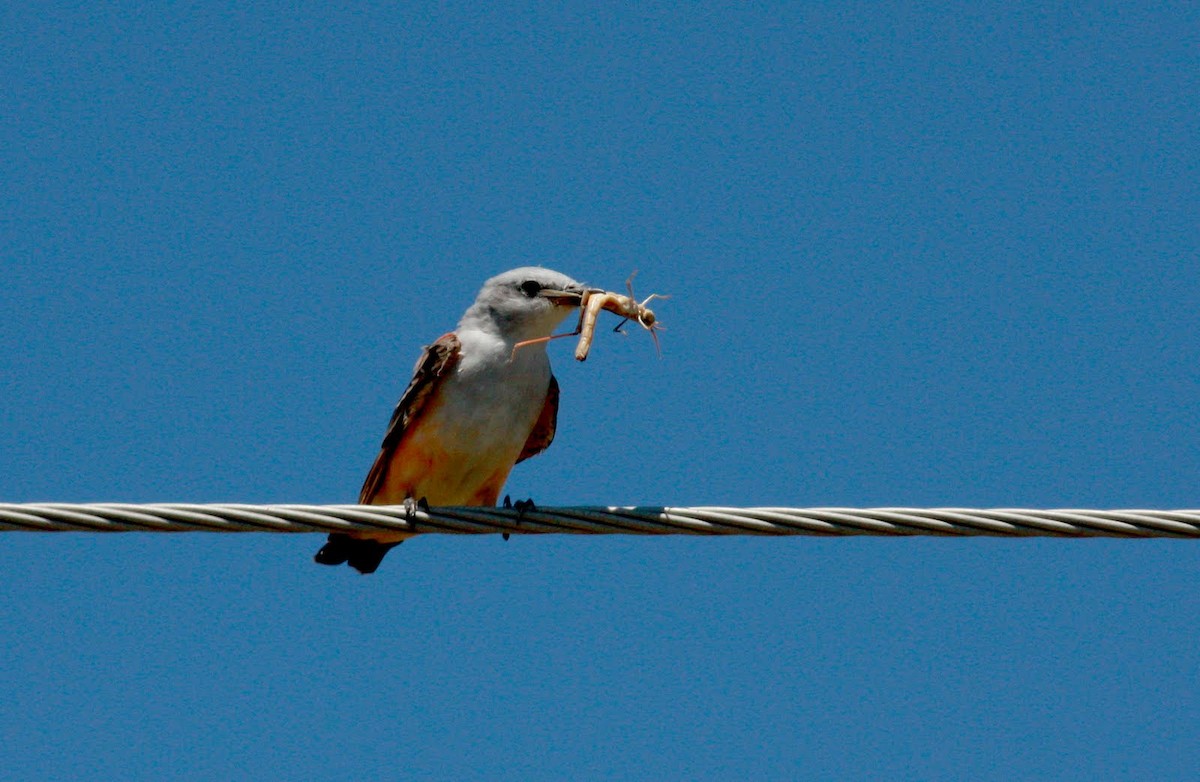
[314,533,402,574]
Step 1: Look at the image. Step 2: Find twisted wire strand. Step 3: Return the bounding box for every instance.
[1,504,1199,538]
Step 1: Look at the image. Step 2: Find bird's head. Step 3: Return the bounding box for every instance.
[461,267,591,342]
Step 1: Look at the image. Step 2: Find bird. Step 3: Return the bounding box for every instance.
[314,267,589,573]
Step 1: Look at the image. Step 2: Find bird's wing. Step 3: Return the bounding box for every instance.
[359,332,462,503]
[516,373,559,463]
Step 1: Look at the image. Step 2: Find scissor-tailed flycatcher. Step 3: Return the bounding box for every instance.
[314,267,589,573]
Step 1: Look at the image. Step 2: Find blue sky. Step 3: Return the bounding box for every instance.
[2,3,1199,779]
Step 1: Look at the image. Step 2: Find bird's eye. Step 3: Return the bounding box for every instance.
[519,280,541,298]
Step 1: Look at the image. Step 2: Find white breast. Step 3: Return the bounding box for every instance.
[426,329,551,463]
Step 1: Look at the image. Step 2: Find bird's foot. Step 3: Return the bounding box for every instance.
[403,496,429,533]
[501,495,537,541]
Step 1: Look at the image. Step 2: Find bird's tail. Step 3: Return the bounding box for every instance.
[314,534,402,574]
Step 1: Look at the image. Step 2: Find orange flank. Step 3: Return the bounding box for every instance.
[369,408,522,509]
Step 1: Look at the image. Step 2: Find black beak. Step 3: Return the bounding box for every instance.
[538,285,592,307]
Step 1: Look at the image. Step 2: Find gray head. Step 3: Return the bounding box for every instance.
[459,267,589,341]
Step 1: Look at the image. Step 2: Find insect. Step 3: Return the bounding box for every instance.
[510,273,667,361]
[572,273,667,361]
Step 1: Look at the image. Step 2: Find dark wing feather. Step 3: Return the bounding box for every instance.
[516,374,559,463]
[358,333,461,503]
